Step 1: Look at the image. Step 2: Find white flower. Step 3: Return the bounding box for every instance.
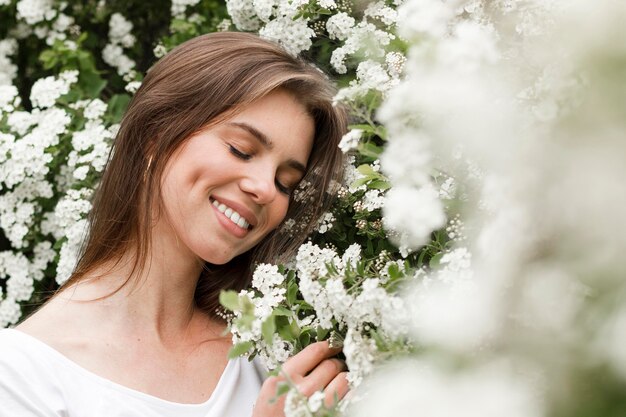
[397,0,455,40]
[326,12,355,41]
[342,243,361,268]
[103,44,135,76]
[385,51,406,78]
[29,70,78,109]
[356,60,392,93]
[56,218,88,285]
[284,387,311,417]
[362,189,385,211]
[0,85,20,113]
[226,0,262,31]
[171,0,201,17]
[83,99,107,120]
[72,165,89,181]
[315,211,335,234]
[343,159,366,194]
[0,296,21,328]
[380,132,432,186]
[343,328,378,388]
[16,0,55,25]
[365,1,398,26]
[125,81,142,94]
[109,13,135,48]
[383,185,446,250]
[338,129,362,153]
[252,263,286,295]
[259,17,315,56]
[307,390,326,413]
[350,360,542,417]
[330,22,394,74]
[153,43,167,58]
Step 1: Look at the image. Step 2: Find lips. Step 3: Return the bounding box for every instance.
[209,196,257,231]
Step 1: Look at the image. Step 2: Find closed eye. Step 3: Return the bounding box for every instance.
[275,180,292,196]
[229,145,252,161]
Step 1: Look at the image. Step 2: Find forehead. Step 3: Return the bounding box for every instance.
[228,90,315,162]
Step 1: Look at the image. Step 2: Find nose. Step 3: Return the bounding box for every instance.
[239,168,278,205]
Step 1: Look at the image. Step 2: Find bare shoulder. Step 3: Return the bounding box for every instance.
[16,290,86,348]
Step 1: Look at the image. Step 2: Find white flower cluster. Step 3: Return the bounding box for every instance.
[1,64,116,320]
[295,242,407,386]
[29,70,78,109]
[350,1,626,416]
[0,241,56,328]
[259,16,315,56]
[314,212,335,234]
[0,85,20,113]
[338,128,362,153]
[229,264,294,370]
[102,13,136,76]
[0,38,18,86]
[0,104,72,248]
[67,103,116,181]
[16,0,55,25]
[225,0,402,64]
[171,0,201,18]
[49,189,92,285]
[226,0,316,55]
[330,22,395,75]
[14,0,79,47]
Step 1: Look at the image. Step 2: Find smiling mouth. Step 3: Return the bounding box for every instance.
[210,198,253,230]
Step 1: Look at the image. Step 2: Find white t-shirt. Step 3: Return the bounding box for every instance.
[0,329,265,417]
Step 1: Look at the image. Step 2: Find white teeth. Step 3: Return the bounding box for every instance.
[211,198,250,230]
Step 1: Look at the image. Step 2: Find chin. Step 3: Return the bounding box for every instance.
[200,247,249,267]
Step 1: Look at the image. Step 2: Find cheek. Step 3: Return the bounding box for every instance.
[267,200,290,230]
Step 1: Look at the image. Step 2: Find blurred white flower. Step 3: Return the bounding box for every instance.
[383,185,446,250]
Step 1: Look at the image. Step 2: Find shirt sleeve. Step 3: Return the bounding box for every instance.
[0,334,66,417]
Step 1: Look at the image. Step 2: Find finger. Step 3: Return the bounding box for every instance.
[254,375,287,416]
[297,358,346,396]
[323,372,349,408]
[282,341,341,376]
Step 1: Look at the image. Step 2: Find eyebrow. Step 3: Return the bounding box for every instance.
[227,122,307,173]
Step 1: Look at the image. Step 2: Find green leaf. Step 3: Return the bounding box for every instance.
[357,261,366,276]
[387,262,400,279]
[299,331,311,347]
[79,71,107,98]
[357,164,376,176]
[262,316,276,344]
[348,123,376,134]
[273,306,292,316]
[107,94,131,123]
[358,141,384,158]
[429,252,443,268]
[287,281,298,306]
[39,50,59,70]
[317,326,329,340]
[228,341,253,358]
[219,290,240,312]
[350,177,370,189]
[368,179,391,190]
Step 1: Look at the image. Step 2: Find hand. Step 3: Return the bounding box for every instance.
[252,341,349,417]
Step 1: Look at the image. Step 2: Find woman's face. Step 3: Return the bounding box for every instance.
[156,89,315,265]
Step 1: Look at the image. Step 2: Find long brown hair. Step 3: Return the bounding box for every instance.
[62,32,347,316]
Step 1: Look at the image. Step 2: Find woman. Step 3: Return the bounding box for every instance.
[0,32,348,416]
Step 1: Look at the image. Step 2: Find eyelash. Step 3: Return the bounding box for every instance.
[229,145,292,196]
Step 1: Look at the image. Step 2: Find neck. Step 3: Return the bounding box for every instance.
[58,223,216,346]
